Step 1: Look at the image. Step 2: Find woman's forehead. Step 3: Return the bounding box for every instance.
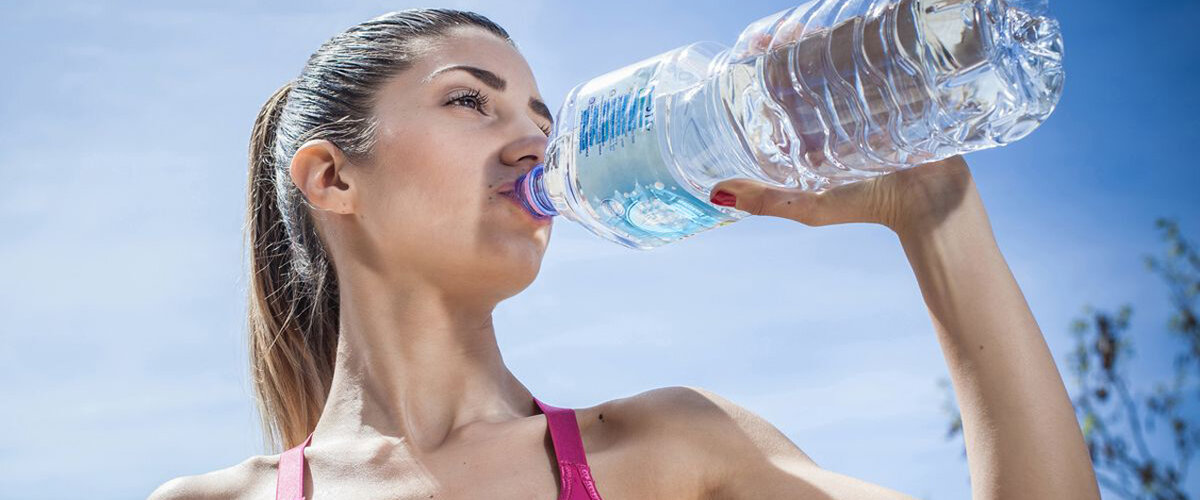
[371,28,544,120]
[415,28,536,88]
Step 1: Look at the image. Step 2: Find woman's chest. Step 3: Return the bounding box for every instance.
[414,420,684,500]
[269,417,695,500]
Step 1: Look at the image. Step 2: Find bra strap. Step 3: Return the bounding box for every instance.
[534,396,589,465]
[274,432,313,500]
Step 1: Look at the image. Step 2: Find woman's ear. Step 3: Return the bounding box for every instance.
[289,139,356,215]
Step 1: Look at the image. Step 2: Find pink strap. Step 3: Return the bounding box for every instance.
[273,400,603,500]
[534,397,589,463]
[274,432,313,500]
[534,397,605,500]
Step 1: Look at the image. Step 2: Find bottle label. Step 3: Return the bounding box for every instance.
[571,53,727,248]
[577,83,655,157]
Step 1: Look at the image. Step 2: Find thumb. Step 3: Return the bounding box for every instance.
[708,177,822,221]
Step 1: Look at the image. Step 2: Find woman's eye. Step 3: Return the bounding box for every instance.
[450,96,479,110]
[448,89,489,112]
[449,89,551,136]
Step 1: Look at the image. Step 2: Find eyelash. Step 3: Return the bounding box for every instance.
[447,87,552,136]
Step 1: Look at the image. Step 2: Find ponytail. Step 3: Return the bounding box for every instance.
[245,83,339,453]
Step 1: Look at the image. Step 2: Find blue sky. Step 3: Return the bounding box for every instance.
[1,0,1197,498]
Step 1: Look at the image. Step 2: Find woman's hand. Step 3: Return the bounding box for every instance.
[714,26,976,237]
[707,155,975,237]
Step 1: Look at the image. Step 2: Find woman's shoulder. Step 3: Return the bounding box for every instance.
[573,385,714,439]
[581,385,816,497]
[580,385,745,433]
[631,385,815,464]
[589,385,798,440]
[147,453,278,500]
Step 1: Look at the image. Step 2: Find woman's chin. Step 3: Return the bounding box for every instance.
[469,256,544,301]
[479,232,550,266]
[484,218,551,254]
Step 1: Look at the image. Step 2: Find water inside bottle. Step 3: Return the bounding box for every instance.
[720,0,1063,190]
[558,74,735,249]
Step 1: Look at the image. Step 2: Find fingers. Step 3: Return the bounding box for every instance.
[746,20,808,58]
[750,32,771,55]
[710,178,824,223]
[778,19,807,44]
[710,177,886,228]
[805,178,888,226]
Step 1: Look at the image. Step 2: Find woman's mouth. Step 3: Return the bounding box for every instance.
[498,189,551,225]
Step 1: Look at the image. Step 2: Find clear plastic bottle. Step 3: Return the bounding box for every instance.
[516,0,1065,249]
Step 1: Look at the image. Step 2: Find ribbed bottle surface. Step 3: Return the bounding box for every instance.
[518,0,1064,249]
[716,0,1065,191]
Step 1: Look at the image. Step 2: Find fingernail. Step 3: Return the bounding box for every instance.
[710,190,737,207]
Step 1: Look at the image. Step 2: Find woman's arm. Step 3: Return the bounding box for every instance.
[696,156,1100,499]
[891,168,1098,499]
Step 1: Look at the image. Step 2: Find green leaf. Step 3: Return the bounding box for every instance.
[1082,412,1097,438]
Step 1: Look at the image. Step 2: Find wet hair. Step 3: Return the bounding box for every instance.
[245,8,514,452]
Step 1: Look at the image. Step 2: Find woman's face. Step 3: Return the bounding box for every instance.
[349,26,554,302]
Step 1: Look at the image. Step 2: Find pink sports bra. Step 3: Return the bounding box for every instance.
[274,396,606,500]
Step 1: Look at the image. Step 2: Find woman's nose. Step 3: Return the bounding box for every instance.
[500,128,548,168]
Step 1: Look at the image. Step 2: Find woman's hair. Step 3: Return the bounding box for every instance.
[245,8,514,453]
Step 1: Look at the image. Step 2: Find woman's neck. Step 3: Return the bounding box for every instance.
[310,273,537,453]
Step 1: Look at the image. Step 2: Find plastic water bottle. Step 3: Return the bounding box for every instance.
[516,0,1064,250]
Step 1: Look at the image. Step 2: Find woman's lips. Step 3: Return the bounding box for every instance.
[498,190,551,225]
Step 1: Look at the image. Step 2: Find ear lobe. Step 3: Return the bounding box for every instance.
[289,139,355,215]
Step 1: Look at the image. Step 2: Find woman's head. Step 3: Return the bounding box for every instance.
[246,9,552,451]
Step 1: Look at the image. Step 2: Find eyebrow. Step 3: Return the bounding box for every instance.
[424,64,554,125]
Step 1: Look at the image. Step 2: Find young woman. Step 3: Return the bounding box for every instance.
[149,8,1098,500]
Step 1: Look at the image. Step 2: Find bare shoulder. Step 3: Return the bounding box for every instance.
[599,386,811,456]
[147,454,276,500]
[574,386,809,497]
[603,386,916,500]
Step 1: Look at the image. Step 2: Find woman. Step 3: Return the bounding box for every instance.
[150,8,1099,500]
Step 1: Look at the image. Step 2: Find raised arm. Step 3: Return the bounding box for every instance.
[699,156,1100,499]
[887,160,1099,499]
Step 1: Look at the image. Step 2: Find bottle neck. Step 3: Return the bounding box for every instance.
[515,163,558,217]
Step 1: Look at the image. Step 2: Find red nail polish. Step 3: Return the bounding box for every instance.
[710,190,737,207]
